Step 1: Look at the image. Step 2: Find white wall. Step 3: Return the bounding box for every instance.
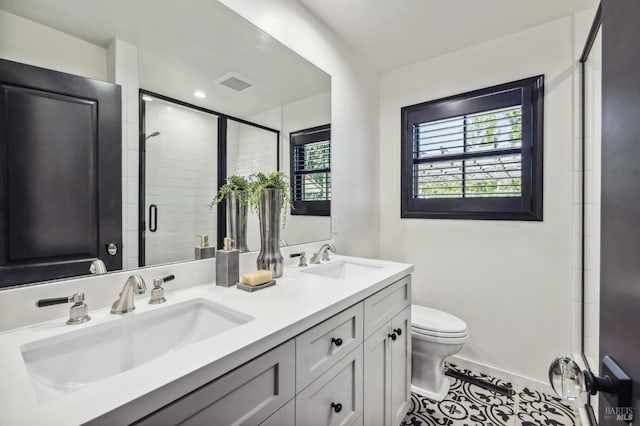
[220,0,380,258]
[0,10,107,81]
[144,99,218,265]
[379,16,581,387]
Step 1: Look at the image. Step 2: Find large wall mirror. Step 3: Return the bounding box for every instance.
[0,0,331,286]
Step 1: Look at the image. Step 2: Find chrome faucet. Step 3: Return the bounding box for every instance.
[89,259,107,275]
[310,243,336,264]
[111,275,147,314]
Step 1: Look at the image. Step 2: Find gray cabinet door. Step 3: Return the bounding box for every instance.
[296,346,363,426]
[390,307,411,426]
[363,322,392,426]
[135,340,295,426]
[364,276,411,338]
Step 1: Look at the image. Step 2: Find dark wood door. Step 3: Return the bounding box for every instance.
[0,59,122,287]
[600,0,640,423]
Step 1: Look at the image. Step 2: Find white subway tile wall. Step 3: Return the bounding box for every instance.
[143,99,217,265]
[107,40,140,269]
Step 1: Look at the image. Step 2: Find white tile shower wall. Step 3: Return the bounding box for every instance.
[379,15,586,389]
[107,40,140,270]
[577,8,602,377]
[569,15,601,417]
[220,0,380,258]
[144,100,217,265]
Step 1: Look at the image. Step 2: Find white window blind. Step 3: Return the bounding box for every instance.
[292,139,331,202]
[413,105,523,199]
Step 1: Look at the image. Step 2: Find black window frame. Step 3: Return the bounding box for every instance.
[400,75,544,221]
[289,124,331,216]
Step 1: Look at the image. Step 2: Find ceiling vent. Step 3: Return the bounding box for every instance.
[215,72,256,93]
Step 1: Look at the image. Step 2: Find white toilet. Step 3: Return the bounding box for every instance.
[411,304,468,401]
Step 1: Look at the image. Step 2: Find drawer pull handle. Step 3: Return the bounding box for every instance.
[331,337,343,347]
[394,328,402,336]
[331,402,343,413]
[388,332,397,341]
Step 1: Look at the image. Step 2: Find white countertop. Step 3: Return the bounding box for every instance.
[0,255,413,426]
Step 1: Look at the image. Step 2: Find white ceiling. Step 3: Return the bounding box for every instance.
[297,0,598,73]
[0,0,330,119]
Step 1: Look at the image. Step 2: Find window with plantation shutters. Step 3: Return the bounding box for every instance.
[401,76,544,220]
[290,124,331,216]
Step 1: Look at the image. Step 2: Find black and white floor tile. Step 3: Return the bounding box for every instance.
[403,363,580,426]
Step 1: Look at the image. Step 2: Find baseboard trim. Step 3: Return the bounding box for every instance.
[448,355,554,395]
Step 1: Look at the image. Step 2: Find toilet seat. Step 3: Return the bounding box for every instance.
[411,305,468,341]
[412,327,468,339]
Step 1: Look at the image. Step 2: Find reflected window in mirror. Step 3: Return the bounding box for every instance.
[290,125,331,216]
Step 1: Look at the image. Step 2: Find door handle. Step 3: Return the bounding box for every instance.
[549,356,632,421]
[149,204,158,233]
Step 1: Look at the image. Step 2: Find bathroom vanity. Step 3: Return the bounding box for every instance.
[0,255,413,425]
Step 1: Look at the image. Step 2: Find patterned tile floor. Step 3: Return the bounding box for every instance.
[402,363,580,426]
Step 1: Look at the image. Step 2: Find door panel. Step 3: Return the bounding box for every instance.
[600,0,640,423]
[363,324,392,426]
[6,86,98,260]
[390,307,411,426]
[0,59,122,286]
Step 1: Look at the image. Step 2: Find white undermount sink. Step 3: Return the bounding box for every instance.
[302,259,384,280]
[21,298,253,402]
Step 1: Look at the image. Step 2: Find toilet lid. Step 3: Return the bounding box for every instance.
[411,305,468,334]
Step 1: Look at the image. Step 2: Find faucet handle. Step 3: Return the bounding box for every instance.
[36,292,91,325]
[149,275,175,305]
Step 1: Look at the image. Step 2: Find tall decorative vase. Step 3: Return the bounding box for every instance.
[227,190,248,252]
[256,188,284,277]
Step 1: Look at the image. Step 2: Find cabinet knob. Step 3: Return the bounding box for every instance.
[331,337,343,347]
[331,402,342,413]
[394,328,402,336]
[388,332,397,341]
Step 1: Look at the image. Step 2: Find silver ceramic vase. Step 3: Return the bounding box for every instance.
[256,188,284,278]
[227,190,248,252]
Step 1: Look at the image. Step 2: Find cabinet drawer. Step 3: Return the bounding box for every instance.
[135,340,295,426]
[260,398,294,426]
[364,275,411,338]
[295,303,363,391]
[295,346,363,426]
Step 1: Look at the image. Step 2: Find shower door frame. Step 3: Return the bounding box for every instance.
[138,89,280,266]
[579,4,601,425]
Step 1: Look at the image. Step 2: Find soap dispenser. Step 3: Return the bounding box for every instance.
[216,237,239,287]
[194,234,216,260]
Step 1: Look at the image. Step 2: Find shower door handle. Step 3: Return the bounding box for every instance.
[149,204,158,232]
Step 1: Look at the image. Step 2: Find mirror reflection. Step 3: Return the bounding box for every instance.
[0,0,331,287]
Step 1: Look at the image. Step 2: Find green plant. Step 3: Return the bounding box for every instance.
[209,175,250,210]
[247,171,291,227]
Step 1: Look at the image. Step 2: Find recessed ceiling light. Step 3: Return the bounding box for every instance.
[141,94,154,102]
[194,90,207,99]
